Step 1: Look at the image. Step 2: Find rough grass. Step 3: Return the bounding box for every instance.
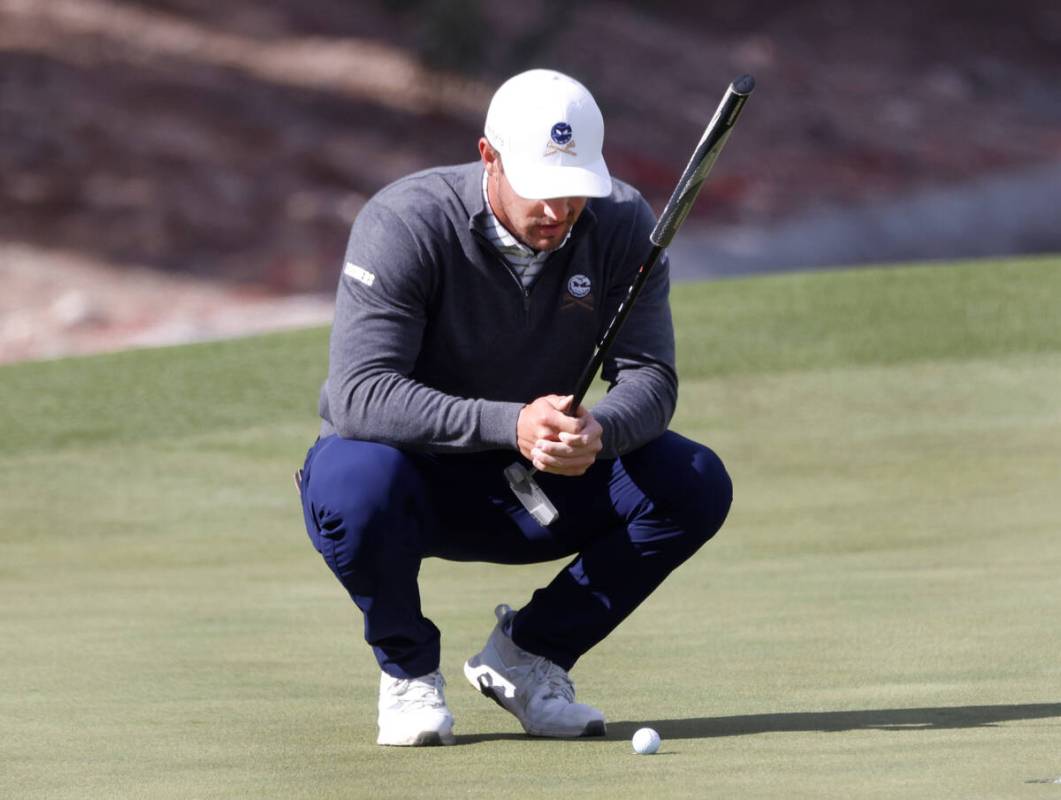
[2,256,1060,799]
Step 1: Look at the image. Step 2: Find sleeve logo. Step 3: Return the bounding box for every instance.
[343,262,376,287]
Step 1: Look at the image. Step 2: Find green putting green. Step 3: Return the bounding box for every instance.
[2,256,1059,798]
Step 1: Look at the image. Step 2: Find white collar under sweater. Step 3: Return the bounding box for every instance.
[480,170,572,289]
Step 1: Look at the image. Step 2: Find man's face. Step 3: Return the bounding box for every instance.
[479,139,588,253]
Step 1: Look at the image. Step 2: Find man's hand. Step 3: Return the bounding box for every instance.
[516,394,603,476]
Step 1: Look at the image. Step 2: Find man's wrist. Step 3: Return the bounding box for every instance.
[479,400,526,450]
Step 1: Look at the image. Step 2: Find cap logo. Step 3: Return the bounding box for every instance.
[545,121,577,157]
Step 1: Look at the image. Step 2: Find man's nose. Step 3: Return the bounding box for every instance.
[542,198,570,220]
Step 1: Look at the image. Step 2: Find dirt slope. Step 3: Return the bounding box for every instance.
[2,0,1059,361]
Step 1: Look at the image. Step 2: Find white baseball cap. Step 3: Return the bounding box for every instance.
[484,69,612,200]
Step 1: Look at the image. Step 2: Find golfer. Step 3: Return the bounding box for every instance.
[297,69,733,746]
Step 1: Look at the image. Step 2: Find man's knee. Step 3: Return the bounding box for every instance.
[684,443,733,541]
[302,438,425,575]
[624,432,733,544]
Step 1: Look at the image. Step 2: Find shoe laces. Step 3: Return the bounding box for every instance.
[388,672,447,711]
[526,658,576,704]
[495,604,577,705]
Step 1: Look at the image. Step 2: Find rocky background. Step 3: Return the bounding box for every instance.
[2,0,1060,362]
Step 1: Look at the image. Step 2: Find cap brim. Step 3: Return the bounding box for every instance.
[503,155,612,200]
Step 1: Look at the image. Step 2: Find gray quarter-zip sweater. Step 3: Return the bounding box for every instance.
[318,161,677,459]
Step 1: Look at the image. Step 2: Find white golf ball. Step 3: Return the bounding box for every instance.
[632,727,661,755]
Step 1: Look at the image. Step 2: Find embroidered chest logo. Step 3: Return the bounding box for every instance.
[561,273,594,312]
[545,122,577,157]
[568,274,591,297]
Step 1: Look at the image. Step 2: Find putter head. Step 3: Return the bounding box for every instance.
[504,462,559,526]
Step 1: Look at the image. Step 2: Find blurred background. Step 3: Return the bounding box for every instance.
[2,0,1060,362]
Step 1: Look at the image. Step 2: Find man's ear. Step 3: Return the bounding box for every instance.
[478,137,500,175]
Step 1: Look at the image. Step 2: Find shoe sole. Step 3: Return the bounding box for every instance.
[465,661,606,738]
[377,730,456,746]
[524,718,606,738]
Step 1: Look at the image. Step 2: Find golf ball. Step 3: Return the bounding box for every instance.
[632,727,661,755]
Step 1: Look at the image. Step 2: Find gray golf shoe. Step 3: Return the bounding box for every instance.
[463,604,606,738]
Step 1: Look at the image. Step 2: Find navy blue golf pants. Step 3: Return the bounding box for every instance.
[299,430,732,679]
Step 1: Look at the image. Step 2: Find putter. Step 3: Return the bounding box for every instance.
[507,74,756,526]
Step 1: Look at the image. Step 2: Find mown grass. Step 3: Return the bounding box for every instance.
[2,256,1059,799]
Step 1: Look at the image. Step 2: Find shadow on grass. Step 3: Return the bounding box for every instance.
[609,703,1061,740]
[456,703,1061,745]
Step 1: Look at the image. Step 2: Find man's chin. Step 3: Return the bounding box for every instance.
[527,228,568,251]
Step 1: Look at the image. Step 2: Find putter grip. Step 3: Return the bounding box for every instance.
[650,75,754,248]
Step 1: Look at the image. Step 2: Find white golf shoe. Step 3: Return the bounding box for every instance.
[464,604,606,738]
[376,670,456,746]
